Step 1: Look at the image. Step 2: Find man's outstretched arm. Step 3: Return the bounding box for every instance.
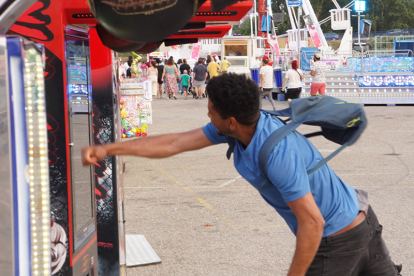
[82,128,213,165]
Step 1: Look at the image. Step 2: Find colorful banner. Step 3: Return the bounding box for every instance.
[268,35,280,56]
[303,15,322,48]
[191,41,201,60]
[339,57,414,72]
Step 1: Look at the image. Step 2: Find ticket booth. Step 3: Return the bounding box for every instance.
[0,36,51,276]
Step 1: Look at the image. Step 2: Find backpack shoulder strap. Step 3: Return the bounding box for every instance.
[306,142,349,174]
[258,122,301,177]
[226,136,236,160]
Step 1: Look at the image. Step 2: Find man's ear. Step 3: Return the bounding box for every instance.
[228,117,237,131]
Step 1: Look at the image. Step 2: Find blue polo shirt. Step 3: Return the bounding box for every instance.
[202,111,359,237]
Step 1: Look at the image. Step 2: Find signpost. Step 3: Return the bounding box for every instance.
[287,0,302,7]
[353,0,366,74]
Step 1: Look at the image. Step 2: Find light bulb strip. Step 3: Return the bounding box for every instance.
[24,49,51,276]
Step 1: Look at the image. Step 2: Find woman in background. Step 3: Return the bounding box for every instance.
[147,61,158,100]
[282,60,304,102]
[162,57,181,100]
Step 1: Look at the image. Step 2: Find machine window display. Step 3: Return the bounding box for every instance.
[226,58,247,67]
[65,35,95,250]
[224,44,248,56]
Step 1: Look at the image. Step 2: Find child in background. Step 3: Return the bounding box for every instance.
[181,70,190,100]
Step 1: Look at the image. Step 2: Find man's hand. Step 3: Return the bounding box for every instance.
[260,87,263,91]
[82,145,108,166]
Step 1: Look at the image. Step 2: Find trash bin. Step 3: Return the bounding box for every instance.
[273,66,283,100]
[250,65,260,85]
[273,66,283,88]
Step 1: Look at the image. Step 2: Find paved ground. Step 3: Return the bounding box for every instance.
[124,93,414,276]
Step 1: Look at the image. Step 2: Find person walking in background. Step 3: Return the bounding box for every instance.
[124,56,133,78]
[282,60,304,103]
[310,52,326,96]
[180,59,192,96]
[162,57,181,100]
[192,58,208,99]
[207,55,222,80]
[181,70,190,100]
[123,56,133,73]
[140,61,147,78]
[177,59,183,93]
[268,56,273,67]
[146,56,153,68]
[155,58,164,99]
[221,57,231,73]
[259,56,276,110]
[147,61,158,100]
[180,59,191,76]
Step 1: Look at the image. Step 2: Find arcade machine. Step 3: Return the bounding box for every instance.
[9,1,101,275]
[0,37,51,276]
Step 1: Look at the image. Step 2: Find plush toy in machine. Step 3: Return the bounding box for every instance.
[141,124,148,137]
[120,108,128,119]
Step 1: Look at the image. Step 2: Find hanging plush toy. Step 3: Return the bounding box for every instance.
[120,108,128,119]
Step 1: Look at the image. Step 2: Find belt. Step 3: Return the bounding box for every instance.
[330,205,369,237]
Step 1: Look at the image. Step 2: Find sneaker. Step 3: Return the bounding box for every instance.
[202,93,206,98]
[165,97,169,100]
[195,96,199,99]
[173,95,177,100]
[185,98,187,100]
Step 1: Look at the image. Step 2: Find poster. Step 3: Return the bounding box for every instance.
[69,65,87,82]
[268,35,280,56]
[191,41,201,60]
[303,15,322,48]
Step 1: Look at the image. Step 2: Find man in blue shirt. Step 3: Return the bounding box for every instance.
[82,74,400,275]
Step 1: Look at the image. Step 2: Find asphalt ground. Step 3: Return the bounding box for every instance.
[124,93,414,276]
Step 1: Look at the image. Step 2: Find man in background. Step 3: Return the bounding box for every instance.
[192,57,208,99]
[221,57,231,74]
[259,56,276,110]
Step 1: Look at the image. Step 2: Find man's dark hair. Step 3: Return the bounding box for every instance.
[263,59,269,65]
[206,55,212,64]
[314,55,320,61]
[155,58,161,64]
[198,58,203,64]
[206,73,260,126]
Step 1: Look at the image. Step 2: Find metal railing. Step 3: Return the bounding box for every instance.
[375,35,414,51]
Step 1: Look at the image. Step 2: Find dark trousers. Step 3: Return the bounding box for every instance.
[306,206,400,276]
[286,87,301,100]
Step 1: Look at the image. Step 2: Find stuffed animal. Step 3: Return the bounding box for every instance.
[120,109,128,119]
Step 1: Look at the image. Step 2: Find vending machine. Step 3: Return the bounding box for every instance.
[0,36,51,276]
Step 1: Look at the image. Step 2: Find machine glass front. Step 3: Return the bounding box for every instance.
[65,35,95,245]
